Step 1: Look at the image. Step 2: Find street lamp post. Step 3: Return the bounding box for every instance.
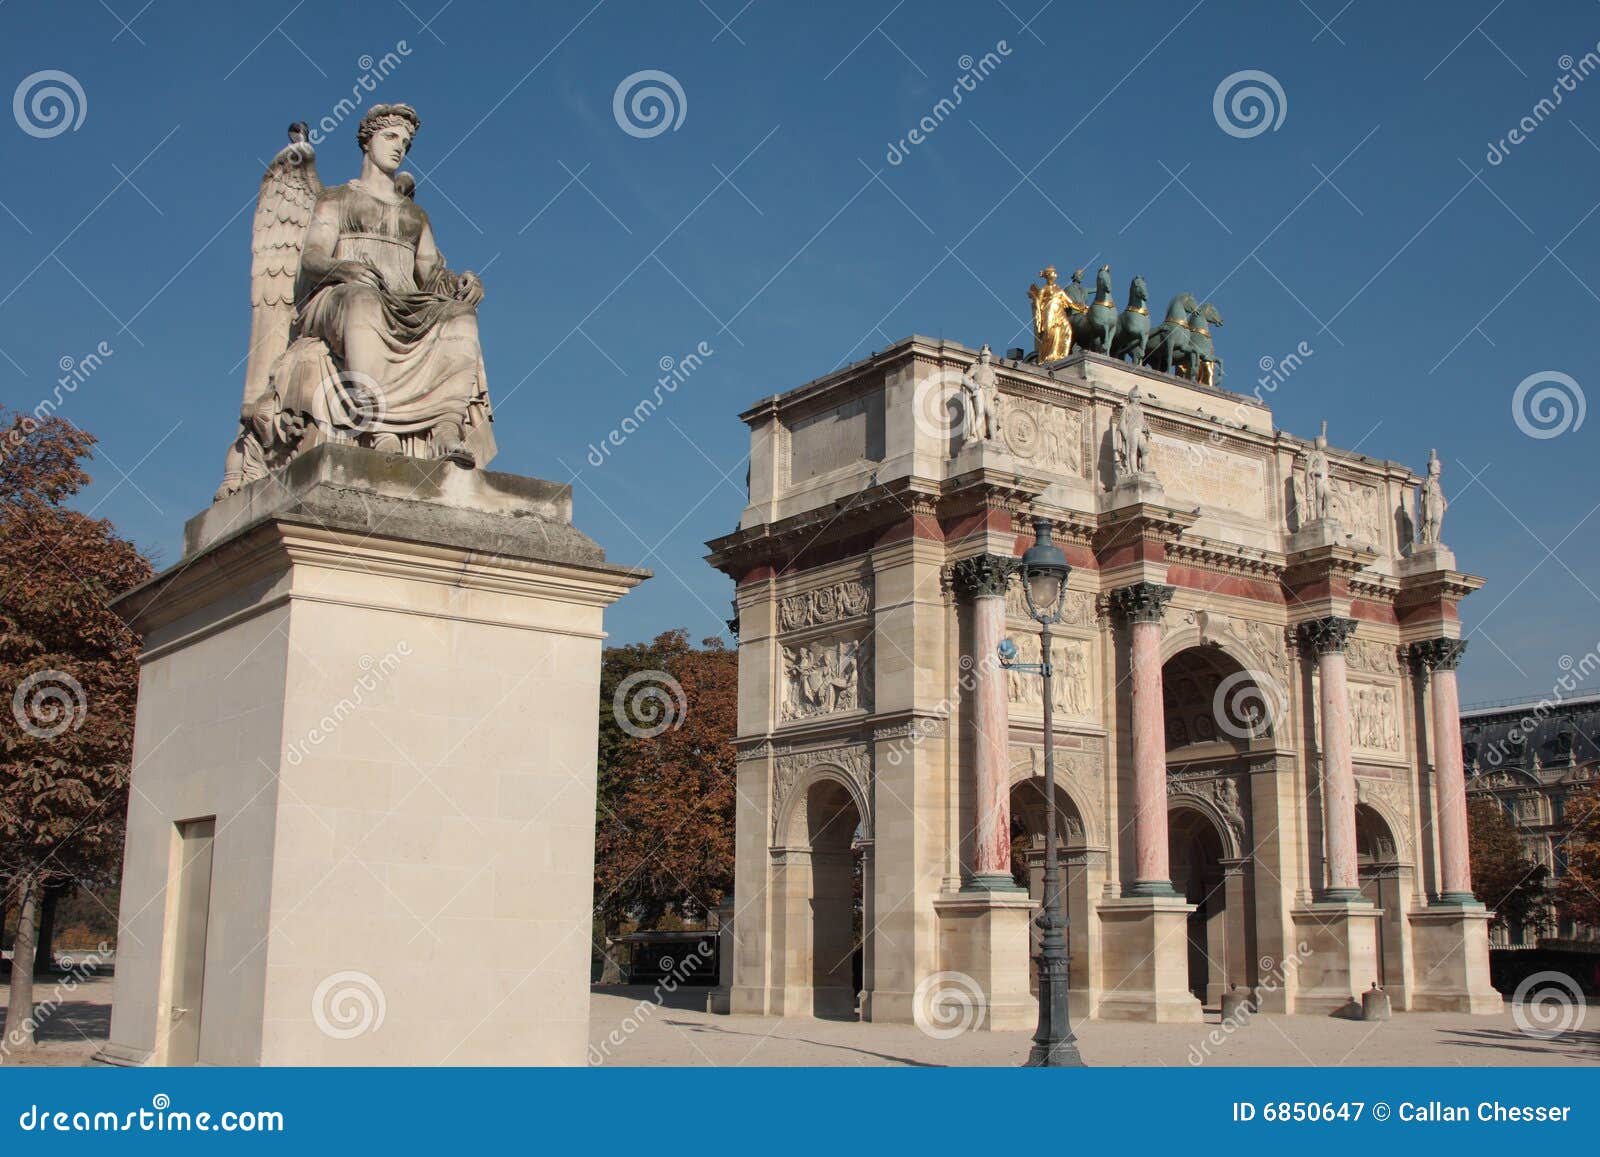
[998,515,1084,1067]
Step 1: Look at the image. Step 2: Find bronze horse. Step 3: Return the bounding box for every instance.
[1110,275,1150,364]
[1071,265,1118,354]
[1142,292,1198,374]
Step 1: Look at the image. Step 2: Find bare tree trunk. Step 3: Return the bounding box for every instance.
[3,871,39,1053]
[32,880,62,976]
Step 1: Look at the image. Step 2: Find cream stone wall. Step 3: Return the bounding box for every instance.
[101,449,643,1066]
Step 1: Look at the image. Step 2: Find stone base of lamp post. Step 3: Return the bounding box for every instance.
[1094,896,1205,1022]
[1407,904,1502,1013]
[1289,900,1382,1015]
[932,892,1039,1030]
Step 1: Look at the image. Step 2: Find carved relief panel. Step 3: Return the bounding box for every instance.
[998,396,1084,475]
[1349,681,1402,754]
[1005,635,1095,721]
[781,634,872,722]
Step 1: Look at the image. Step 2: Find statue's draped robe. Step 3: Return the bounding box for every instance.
[279,180,495,463]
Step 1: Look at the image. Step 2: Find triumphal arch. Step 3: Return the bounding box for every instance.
[706,313,1500,1025]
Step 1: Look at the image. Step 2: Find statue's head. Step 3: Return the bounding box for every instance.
[357,103,420,172]
[978,343,992,362]
[1428,448,1441,476]
[1039,265,1058,284]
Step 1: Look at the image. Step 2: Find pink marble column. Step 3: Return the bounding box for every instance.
[1114,582,1177,896]
[1301,617,1361,900]
[955,554,1021,891]
[1417,639,1474,902]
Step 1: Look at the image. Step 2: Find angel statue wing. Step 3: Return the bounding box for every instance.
[243,122,322,411]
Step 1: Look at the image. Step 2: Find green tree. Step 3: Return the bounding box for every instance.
[1467,795,1549,938]
[0,412,151,1052]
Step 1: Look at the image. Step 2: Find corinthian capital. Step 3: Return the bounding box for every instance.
[1298,616,1357,656]
[951,553,1016,600]
[1411,637,1468,671]
[1111,581,1175,624]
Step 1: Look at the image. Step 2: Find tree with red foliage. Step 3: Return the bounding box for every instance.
[1554,787,1600,932]
[0,412,151,1052]
[593,631,736,938]
[1467,795,1549,938]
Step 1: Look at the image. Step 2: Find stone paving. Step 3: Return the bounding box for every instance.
[3,977,1596,1067]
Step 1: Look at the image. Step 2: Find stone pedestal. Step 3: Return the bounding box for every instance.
[1408,904,1503,1013]
[933,892,1037,1030]
[95,445,645,1066]
[706,895,735,1015]
[1094,896,1204,1022]
[1289,901,1382,1015]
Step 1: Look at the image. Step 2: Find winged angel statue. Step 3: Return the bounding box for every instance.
[216,103,495,500]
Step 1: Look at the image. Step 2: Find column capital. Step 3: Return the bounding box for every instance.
[1111,581,1175,624]
[950,553,1016,600]
[1411,637,1468,671]
[1298,615,1357,656]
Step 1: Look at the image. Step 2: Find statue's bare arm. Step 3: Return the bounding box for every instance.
[300,197,383,290]
[416,220,483,307]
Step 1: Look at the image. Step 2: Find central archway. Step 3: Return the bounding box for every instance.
[1159,644,1273,1007]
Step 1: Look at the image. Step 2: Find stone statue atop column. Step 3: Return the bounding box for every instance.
[216,105,497,501]
[1419,448,1447,546]
[1109,385,1163,506]
[1404,447,1457,573]
[962,344,1001,443]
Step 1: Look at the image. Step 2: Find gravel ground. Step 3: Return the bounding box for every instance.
[4,977,1594,1067]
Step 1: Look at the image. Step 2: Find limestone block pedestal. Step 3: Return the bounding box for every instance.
[96,445,645,1066]
[1290,901,1382,1015]
[933,891,1037,1030]
[1408,903,1502,1013]
[1094,896,1204,1022]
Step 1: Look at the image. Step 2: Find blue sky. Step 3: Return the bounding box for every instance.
[2,0,1597,703]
